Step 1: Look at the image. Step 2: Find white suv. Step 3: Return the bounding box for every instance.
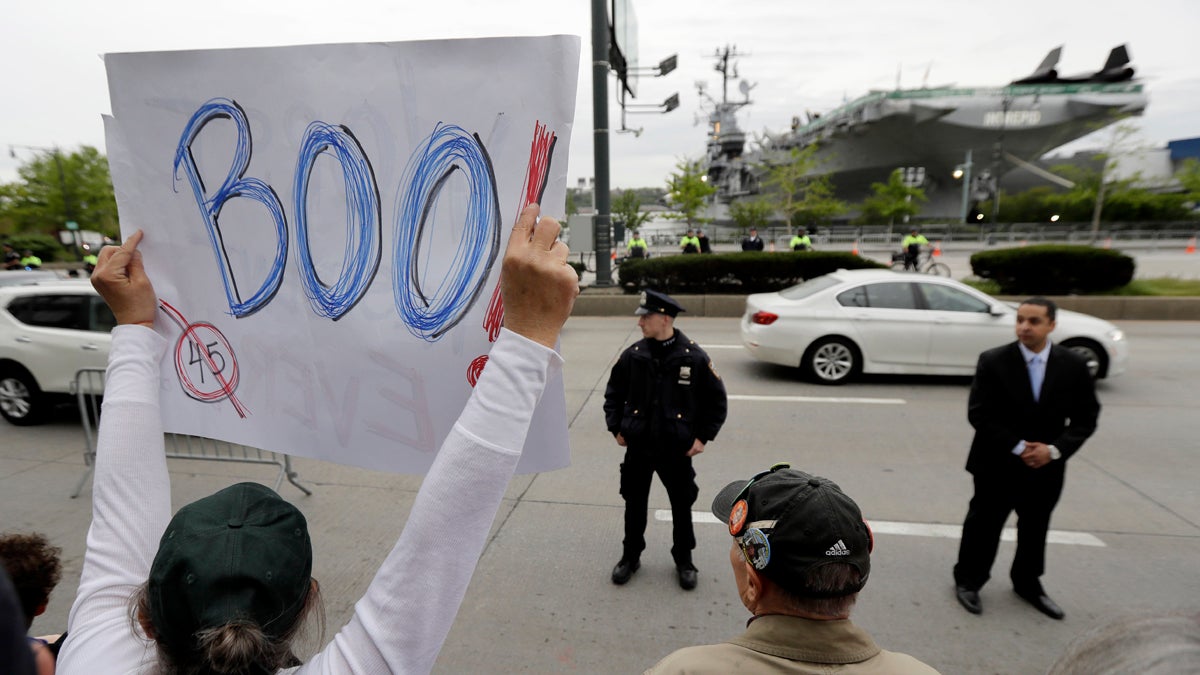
[0,281,114,425]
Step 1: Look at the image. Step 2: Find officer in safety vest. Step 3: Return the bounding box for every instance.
[901,229,929,271]
[19,250,42,269]
[679,230,701,254]
[627,231,648,258]
[789,228,813,251]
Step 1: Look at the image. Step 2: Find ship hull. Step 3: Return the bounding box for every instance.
[715,83,1148,220]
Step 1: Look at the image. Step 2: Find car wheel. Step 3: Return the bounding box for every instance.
[1061,339,1106,379]
[927,262,951,277]
[804,337,860,385]
[0,369,48,426]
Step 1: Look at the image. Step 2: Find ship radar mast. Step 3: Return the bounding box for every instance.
[698,45,756,199]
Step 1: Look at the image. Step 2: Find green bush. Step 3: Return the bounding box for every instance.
[1,234,66,263]
[617,252,886,294]
[970,245,1135,295]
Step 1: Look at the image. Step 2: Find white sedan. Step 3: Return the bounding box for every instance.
[741,269,1127,384]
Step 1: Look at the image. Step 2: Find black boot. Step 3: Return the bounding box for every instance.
[611,558,640,585]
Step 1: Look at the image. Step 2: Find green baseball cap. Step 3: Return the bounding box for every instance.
[148,482,312,653]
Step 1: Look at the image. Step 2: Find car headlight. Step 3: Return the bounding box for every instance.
[1108,329,1124,342]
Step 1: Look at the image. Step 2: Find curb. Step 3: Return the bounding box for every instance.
[572,290,1200,321]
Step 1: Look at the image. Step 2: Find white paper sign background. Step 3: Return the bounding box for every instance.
[102,36,580,473]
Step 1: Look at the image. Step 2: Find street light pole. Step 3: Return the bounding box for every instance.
[958,149,973,225]
[590,0,613,287]
[989,95,1012,225]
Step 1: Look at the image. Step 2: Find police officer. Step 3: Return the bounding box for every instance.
[604,290,728,590]
[679,230,700,254]
[2,243,21,270]
[789,228,813,251]
[901,228,929,271]
[19,250,42,269]
[627,231,648,258]
[740,228,764,251]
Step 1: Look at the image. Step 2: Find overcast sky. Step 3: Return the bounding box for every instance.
[2,0,1197,190]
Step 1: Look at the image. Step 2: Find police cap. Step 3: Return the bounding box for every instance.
[635,289,685,318]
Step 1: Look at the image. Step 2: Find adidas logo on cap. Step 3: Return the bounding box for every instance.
[826,539,851,556]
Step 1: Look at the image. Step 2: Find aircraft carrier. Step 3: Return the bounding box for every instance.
[701,45,1149,221]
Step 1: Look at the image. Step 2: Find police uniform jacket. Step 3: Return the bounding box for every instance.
[644,615,940,674]
[604,330,727,450]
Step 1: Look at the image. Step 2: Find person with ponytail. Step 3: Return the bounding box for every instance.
[57,204,578,674]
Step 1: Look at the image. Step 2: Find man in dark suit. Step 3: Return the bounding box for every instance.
[953,297,1100,620]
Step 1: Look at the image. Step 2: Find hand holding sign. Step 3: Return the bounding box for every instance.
[501,205,577,349]
[91,229,156,328]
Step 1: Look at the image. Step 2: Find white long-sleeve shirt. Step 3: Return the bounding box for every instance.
[58,324,561,674]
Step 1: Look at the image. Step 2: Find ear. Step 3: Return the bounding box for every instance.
[744,564,766,605]
[34,602,47,617]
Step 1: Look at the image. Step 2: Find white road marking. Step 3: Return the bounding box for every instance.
[657,512,1106,547]
[728,394,907,405]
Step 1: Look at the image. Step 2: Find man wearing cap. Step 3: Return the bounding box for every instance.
[645,464,940,674]
[604,289,727,590]
[740,228,764,252]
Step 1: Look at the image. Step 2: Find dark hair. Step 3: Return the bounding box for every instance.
[777,563,861,619]
[132,579,325,674]
[0,533,63,630]
[1020,296,1058,321]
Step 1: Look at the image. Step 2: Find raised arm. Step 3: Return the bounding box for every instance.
[59,231,171,673]
[301,204,578,674]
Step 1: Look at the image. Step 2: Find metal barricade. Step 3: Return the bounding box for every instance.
[71,368,312,499]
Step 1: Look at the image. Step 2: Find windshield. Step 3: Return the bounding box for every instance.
[779,274,841,300]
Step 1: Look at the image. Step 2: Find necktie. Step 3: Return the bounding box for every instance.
[1028,356,1043,402]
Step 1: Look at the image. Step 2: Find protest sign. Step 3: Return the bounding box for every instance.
[103,36,579,473]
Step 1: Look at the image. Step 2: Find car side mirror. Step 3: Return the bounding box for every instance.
[989,305,1007,317]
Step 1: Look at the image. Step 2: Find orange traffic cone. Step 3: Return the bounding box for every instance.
[851,240,859,255]
[1187,236,1197,255]
[932,241,942,257]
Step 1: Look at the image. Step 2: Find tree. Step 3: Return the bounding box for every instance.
[1087,120,1147,241]
[1176,158,1200,207]
[728,198,773,231]
[760,146,845,229]
[565,190,578,221]
[611,190,652,232]
[860,168,927,227]
[664,158,716,228]
[0,146,119,239]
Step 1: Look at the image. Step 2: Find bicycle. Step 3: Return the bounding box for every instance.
[891,248,950,276]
